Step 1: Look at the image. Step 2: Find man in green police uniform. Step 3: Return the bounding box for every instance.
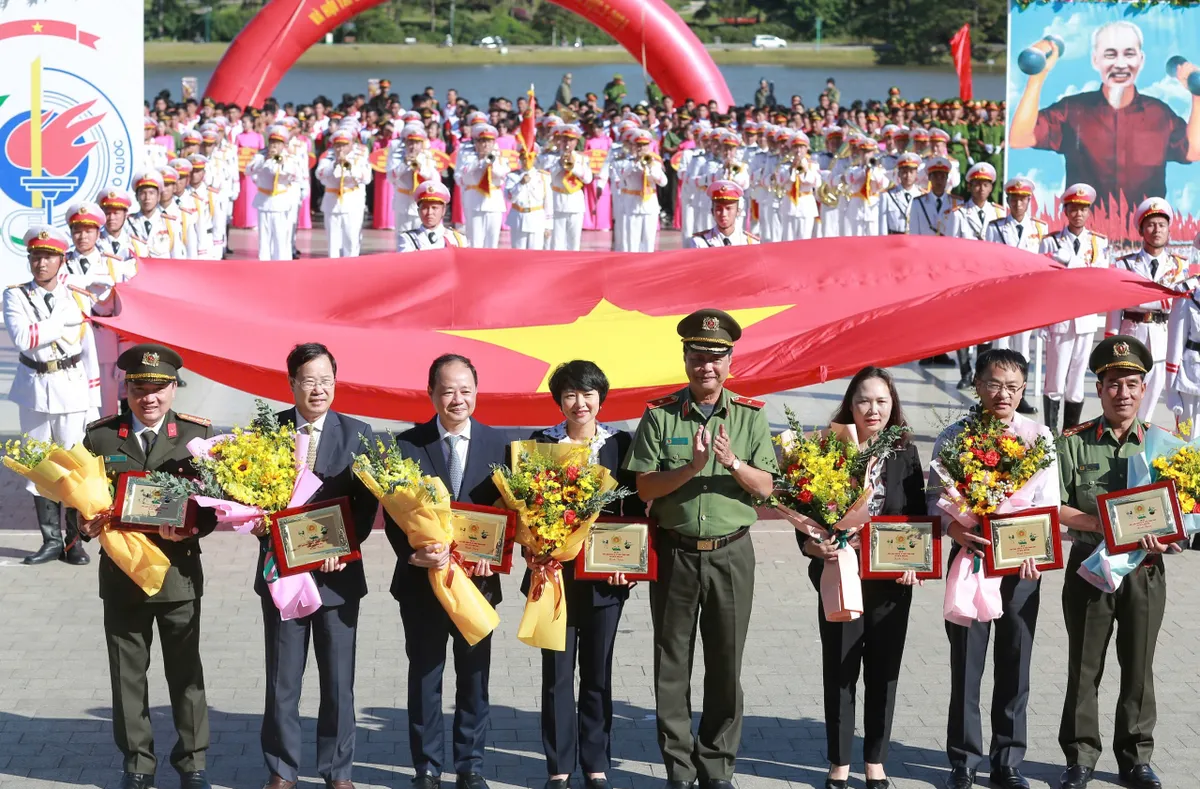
[79,343,216,789]
[624,309,778,789]
[1056,335,1176,789]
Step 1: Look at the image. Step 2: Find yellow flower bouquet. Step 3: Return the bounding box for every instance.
[3,438,169,595]
[492,441,628,650]
[2,437,112,519]
[353,438,499,646]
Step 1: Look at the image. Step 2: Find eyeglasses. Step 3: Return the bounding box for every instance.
[296,378,335,391]
[982,381,1024,396]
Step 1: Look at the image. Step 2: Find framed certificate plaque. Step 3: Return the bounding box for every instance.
[112,471,195,533]
[269,497,360,576]
[982,506,1064,576]
[575,517,658,582]
[859,516,942,580]
[450,502,516,574]
[1097,481,1187,554]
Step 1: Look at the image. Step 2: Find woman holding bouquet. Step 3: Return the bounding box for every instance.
[796,367,925,789]
[925,349,1059,789]
[523,361,644,789]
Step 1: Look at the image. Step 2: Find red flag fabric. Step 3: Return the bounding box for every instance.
[950,24,973,101]
[519,86,537,154]
[94,238,1172,425]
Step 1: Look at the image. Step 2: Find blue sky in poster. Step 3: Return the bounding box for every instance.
[1006,0,1200,217]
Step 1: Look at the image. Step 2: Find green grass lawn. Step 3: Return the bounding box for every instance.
[145,41,1003,69]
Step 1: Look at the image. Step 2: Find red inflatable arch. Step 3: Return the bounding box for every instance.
[204,0,733,110]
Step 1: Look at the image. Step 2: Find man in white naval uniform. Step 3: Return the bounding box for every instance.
[459,124,510,249]
[127,170,183,260]
[505,151,553,250]
[877,153,923,235]
[396,182,469,252]
[3,226,99,566]
[547,125,593,251]
[388,124,441,236]
[316,129,372,258]
[686,180,760,248]
[246,125,305,261]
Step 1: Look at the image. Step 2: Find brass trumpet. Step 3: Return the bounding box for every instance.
[641,154,654,167]
[563,150,576,169]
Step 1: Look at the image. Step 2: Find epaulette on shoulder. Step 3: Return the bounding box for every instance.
[746,232,760,242]
[68,284,97,300]
[1092,231,1107,239]
[732,395,766,409]
[176,412,212,426]
[6,283,24,289]
[88,413,121,430]
[990,202,1004,210]
[1062,419,1096,438]
[646,394,678,409]
[691,231,707,238]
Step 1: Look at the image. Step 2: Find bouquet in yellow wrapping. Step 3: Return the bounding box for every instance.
[353,437,499,646]
[3,437,169,596]
[2,437,112,519]
[492,440,628,651]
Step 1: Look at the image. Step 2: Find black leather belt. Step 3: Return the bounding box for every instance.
[20,353,81,373]
[660,526,750,552]
[1123,310,1168,324]
[1187,339,1200,352]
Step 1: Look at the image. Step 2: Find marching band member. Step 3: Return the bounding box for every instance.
[1040,183,1110,432]
[548,125,593,251]
[397,182,469,252]
[817,127,846,238]
[843,136,890,237]
[616,129,667,253]
[1107,197,1192,423]
[985,176,1047,417]
[316,129,372,258]
[775,132,821,241]
[878,153,923,235]
[505,150,553,250]
[388,124,440,236]
[460,124,510,249]
[247,125,305,261]
[686,180,759,247]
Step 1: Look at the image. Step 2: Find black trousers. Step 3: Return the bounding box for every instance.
[808,561,912,765]
[103,598,209,775]
[399,596,491,777]
[945,571,1040,771]
[1059,544,1165,771]
[261,596,360,783]
[541,601,624,776]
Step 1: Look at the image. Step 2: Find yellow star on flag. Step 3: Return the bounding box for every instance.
[31,22,44,32]
[440,298,793,391]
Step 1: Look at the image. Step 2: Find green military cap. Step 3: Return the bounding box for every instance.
[677,309,741,355]
[1089,335,1152,377]
[119,343,184,383]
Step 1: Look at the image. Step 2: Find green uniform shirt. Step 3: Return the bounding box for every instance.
[624,387,778,537]
[1057,416,1148,546]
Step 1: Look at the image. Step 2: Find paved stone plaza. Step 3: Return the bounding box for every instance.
[1,228,1198,788]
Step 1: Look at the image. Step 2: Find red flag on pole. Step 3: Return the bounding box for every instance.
[950,24,973,102]
[519,84,537,153]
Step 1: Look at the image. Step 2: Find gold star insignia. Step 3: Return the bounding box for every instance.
[31,22,43,32]
[440,298,793,391]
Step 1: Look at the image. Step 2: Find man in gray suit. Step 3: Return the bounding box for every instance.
[258,343,379,789]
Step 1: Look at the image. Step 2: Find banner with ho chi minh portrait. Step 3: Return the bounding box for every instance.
[0,0,142,283]
[1006,0,1200,253]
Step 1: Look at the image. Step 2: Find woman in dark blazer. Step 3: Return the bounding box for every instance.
[795,366,925,789]
[522,360,646,789]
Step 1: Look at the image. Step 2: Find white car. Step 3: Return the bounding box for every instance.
[753,34,787,49]
[474,36,505,49]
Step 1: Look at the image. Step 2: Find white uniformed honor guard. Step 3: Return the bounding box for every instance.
[397,182,469,252]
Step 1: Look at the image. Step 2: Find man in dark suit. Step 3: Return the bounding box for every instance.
[385,353,507,789]
[79,344,216,789]
[258,343,378,789]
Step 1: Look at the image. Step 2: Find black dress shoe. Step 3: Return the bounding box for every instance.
[456,774,488,789]
[1016,397,1038,415]
[1119,764,1162,789]
[412,775,440,789]
[179,771,211,789]
[988,767,1029,789]
[120,773,155,789]
[944,767,976,789]
[1058,765,1093,789]
[586,779,610,789]
[866,780,891,789]
[545,780,570,789]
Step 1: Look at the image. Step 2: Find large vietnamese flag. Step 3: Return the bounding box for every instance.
[94,237,1174,425]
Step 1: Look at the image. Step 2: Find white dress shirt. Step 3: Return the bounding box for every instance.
[132,414,164,452]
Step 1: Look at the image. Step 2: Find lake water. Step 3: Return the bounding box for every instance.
[146,62,1006,107]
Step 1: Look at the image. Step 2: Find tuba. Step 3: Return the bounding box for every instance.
[818,181,841,207]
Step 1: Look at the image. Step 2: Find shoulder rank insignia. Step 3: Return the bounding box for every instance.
[1062,419,1096,438]
[691,230,708,238]
[746,232,760,244]
[732,395,766,409]
[87,413,121,430]
[68,284,97,301]
[176,412,212,426]
[646,394,678,409]
[1092,231,1107,239]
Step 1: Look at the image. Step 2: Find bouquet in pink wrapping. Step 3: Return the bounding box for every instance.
[930,411,1055,625]
[147,400,323,620]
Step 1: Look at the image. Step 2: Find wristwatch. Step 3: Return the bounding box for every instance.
[728,457,741,471]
